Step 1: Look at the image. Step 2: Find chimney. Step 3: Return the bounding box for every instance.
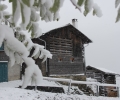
[72,19,78,29]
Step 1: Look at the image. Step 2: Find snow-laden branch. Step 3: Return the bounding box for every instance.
[0,24,52,88]
[22,57,43,88]
[70,0,102,17]
[70,0,81,12]
[15,30,52,62]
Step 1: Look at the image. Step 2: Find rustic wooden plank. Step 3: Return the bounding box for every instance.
[50,40,72,44]
[50,41,72,44]
[50,52,72,56]
[49,67,83,73]
[49,61,83,65]
[49,37,72,42]
[50,53,72,56]
[50,47,72,51]
[51,51,71,54]
[49,66,84,74]
[50,49,72,53]
[51,53,72,56]
[50,48,73,53]
[50,45,72,49]
[50,49,72,52]
[50,41,72,46]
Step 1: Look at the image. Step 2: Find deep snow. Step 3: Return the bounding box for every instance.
[0,80,119,100]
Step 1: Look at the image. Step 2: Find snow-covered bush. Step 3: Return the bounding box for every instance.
[0,0,120,88]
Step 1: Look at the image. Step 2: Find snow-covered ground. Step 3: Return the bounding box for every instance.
[0,80,119,100]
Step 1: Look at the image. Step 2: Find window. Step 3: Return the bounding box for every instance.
[70,57,74,63]
[58,57,62,62]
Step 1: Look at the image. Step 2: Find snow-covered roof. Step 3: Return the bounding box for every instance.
[41,23,92,44]
[44,23,71,33]
[87,65,120,75]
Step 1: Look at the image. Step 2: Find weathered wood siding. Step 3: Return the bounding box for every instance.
[86,67,116,84]
[32,24,92,76]
[104,74,116,84]
[42,26,85,75]
[86,67,103,82]
[86,66,117,97]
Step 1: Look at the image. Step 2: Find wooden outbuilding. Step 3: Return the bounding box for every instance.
[86,65,119,97]
[32,21,92,76]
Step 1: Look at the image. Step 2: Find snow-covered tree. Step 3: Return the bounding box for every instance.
[0,0,120,88]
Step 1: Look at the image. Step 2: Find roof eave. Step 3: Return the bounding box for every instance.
[41,23,92,44]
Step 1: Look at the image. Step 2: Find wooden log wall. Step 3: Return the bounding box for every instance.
[49,37,72,56]
[104,74,116,84]
[86,67,117,97]
[42,26,85,75]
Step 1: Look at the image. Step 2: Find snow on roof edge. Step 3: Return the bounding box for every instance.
[87,65,120,75]
[42,23,71,35]
[41,23,92,43]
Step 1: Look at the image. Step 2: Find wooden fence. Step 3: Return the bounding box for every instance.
[43,77,120,97]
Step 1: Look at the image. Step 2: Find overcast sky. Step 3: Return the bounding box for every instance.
[39,0,120,74]
[4,0,120,74]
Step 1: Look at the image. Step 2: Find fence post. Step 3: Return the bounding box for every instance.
[96,84,99,97]
[35,85,37,91]
[67,79,72,95]
[117,86,119,97]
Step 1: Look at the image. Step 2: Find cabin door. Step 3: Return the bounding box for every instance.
[0,62,8,82]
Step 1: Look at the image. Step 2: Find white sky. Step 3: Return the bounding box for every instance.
[4,0,120,74]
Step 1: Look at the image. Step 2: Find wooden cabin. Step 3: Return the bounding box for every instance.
[86,65,119,97]
[32,21,92,77]
[0,44,21,82]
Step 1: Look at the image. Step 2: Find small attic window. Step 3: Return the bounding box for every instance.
[58,57,62,62]
[70,57,74,63]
